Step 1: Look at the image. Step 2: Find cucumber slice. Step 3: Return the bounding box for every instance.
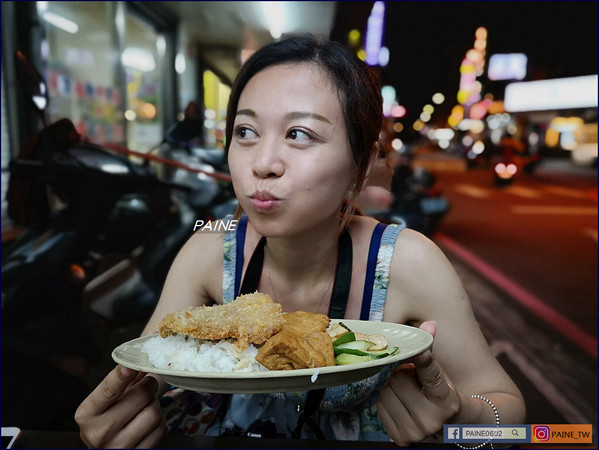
[366,347,399,358]
[334,340,375,355]
[332,332,356,346]
[335,353,378,365]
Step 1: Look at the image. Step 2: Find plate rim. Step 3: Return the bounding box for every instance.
[112,319,433,381]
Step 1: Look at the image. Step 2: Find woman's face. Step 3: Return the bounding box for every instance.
[228,63,356,237]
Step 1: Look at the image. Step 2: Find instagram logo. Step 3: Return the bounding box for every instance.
[533,425,551,442]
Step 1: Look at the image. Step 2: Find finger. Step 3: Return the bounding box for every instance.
[413,350,452,405]
[107,375,160,431]
[135,421,168,449]
[377,389,424,446]
[80,365,139,418]
[81,376,160,448]
[109,399,164,448]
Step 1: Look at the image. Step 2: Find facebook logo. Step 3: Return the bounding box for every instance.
[448,427,460,440]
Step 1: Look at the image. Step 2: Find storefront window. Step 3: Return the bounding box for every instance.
[36,1,165,151]
[123,12,164,151]
[203,70,230,149]
[37,1,124,144]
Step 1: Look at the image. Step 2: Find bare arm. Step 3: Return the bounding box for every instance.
[141,231,224,336]
[75,231,225,448]
[379,228,525,445]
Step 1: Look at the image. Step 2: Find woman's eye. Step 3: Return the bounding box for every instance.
[287,128,312,141]
[234,126,258,139]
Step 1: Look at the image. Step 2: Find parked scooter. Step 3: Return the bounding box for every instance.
[1,51,234,429]
[370,160,450,237]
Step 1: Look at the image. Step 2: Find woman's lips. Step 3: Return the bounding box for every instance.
[249,191,281,211]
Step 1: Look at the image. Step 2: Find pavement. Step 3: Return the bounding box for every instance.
[437,242,597,441]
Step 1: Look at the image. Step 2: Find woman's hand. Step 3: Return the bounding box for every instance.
[74,365,167,448]
[377,321,460,446]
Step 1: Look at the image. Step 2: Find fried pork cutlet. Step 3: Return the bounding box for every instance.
[158,292,285,349]
[255,310,335,370]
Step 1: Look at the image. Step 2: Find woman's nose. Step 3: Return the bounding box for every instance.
[251,141,285,178]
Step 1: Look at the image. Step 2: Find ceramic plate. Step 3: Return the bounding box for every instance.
[112,319,433,393]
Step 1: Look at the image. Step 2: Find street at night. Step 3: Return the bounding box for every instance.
[413,149,597,433]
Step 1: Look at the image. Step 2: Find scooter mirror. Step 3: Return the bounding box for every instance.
[14,50,49,113]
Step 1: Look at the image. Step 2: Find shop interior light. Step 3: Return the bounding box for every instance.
[42,11,79,34]
[262,2,285,39]
[121,47,156,72]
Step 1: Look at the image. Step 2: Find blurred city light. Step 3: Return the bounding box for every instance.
[382,85,397,116]
[378,46,390,67]
[488,53,528,80]
[365,1,386,66]
[505,75,599,112]
[432,93,445,104]
[348,29,361,46]
[391,138,404,151]
[390,104,407,118]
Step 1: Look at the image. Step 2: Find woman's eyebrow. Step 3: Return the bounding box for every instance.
[235,109,332,125]
[284,111,332,124]
[236,108,256,118]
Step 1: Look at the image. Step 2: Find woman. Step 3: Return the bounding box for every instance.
[75,36,525,448]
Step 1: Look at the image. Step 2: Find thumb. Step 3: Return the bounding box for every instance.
[413,321,452,406]
[419,320,437,338]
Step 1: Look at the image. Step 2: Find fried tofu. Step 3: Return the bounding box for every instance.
[256,330,335,370]
[255,310,335,370]
[280,310,330,336]
[158,292,285,349]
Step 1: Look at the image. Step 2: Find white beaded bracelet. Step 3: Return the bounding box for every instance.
[455,394,500,450]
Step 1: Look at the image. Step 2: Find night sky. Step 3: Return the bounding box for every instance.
[347,1,598,125]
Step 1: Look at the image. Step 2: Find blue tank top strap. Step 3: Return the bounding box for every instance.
[359,222,388,320]
[367,223,404,321]
[222,215,247,303]
[234,215,249,297]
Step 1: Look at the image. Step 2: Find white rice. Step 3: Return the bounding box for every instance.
[141,334,268,372]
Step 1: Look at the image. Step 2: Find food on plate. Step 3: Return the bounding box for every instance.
[280,310,331,336]
[140,293,398,374]
[255,311,334,370]
[330,325,398,365]
[142,334,268,372]
[158,292,285,349]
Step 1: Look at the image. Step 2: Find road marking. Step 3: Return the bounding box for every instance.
[505,186,542,198]
[453,184,491,198]
[583,228,598,242]
[543,185,590,199]
[490,340,590,424]
[435,232,598,358]
[511,206,597,215]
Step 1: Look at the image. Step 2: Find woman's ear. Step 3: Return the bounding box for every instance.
[363,142,393,190]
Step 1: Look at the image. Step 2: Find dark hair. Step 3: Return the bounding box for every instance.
[225,35,383,231]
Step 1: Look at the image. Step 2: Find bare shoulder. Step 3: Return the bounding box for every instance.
[384,227,470,323]
[169,231,225,300]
